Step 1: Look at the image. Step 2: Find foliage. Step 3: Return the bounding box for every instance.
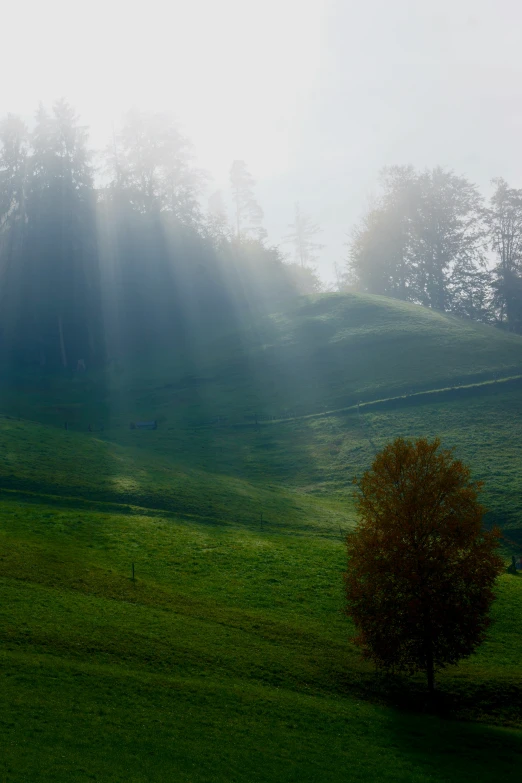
[345,437,504,692]
[486,178,522,332]
[104,109,205,225]
[282,260,323,294]
[347,166,492,321]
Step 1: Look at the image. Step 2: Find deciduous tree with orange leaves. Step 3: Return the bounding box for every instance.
[344,437,504,694]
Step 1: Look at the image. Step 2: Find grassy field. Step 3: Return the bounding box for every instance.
[1,292,522,781]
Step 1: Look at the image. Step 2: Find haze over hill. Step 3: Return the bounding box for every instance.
[3,293,522,541]
[4,0,522,282]
[2,1,522,779]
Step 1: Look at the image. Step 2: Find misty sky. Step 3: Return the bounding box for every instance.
[4,0,522,283]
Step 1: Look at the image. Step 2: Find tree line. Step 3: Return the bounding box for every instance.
[3,102,519,370]
[344,166,522,332]
[0,101,321,369]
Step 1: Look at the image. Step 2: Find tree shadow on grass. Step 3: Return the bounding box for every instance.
[382,705,522,782]
[341,665,522,726]
[339,668,522,781]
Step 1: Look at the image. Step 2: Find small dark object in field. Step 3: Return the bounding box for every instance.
[130,421,157,430]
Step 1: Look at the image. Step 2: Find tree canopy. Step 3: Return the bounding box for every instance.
[345,167,522,331]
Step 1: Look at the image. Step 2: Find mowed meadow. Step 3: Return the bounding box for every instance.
[2,293,522,781]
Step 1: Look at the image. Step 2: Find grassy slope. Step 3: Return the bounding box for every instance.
[2,293,522,780]
[2,500,522,782]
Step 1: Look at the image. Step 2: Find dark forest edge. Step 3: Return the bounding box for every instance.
[0,101,321,369]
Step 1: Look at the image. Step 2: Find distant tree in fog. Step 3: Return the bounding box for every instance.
[283,261,322,294]
[283,202,324,268]
[26,99,98,367]
[486,178,522,332]
[348,165,486,316]
[0,103,314,367]
[205,190,232,247]
[105,109,205,226]
[229,160,266,242]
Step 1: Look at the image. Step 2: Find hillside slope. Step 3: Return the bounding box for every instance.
[181,292,522,421]
[2,293,522,537]
[2,293,522,781]
[6,293,522,431]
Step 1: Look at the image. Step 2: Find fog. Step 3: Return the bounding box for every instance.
[3,0,522,281]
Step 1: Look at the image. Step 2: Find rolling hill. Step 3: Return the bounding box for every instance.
[1,292,522,781]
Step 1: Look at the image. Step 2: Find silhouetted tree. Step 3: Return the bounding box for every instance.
[0,102,322,368]
[345,437,503,694]
[348,166,486,314]
[0,114,28,224]
[26,100,98,366]
[449,256,492,322]
[0,114,29,352]
[486,178,522,332]
[411,167,485,311]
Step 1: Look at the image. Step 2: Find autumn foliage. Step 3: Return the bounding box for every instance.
[344,437,504,692]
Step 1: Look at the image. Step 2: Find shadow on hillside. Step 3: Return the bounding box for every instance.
[335,659,522,779]
[383,703,522,781]
[340,666,522,730]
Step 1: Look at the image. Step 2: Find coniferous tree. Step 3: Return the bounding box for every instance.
[229,160,266,242]
[26,100,97,367]
[0,115,29,354]
[0,102,324,368]
[0,114,28,225]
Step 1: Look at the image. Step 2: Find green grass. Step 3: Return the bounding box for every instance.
[2,292,522,780]
[1,500,522,781]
